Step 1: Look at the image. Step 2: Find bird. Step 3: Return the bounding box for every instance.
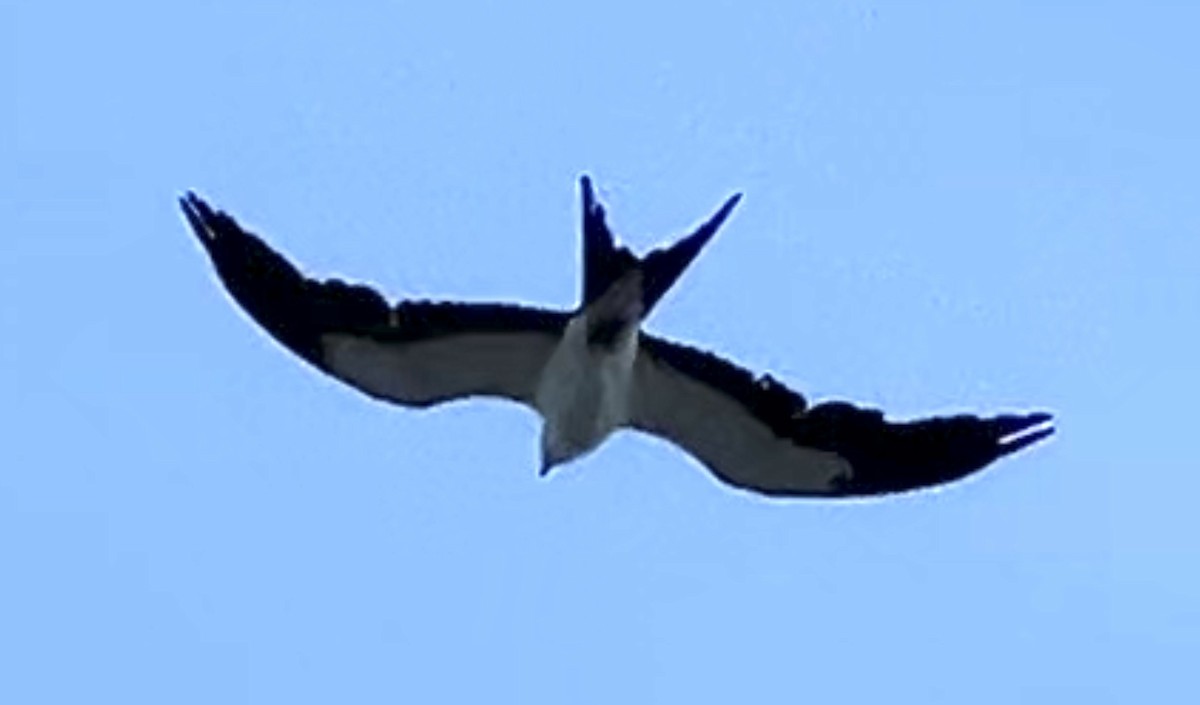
[180,176,1054,498]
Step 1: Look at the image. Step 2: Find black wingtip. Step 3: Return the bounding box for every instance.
[999,425,1056,457]
[994,411,1054,439]
[1029,411,1054,426]
[179,191,255,257]
[996,412,1056,457]
[177,191,333,365]
[179,191,213,247]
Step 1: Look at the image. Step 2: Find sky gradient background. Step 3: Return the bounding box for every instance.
[5,1,1195,702]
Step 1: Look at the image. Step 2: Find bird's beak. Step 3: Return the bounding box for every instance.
[538,458,553,478]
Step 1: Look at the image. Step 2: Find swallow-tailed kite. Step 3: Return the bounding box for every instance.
[181,177,1053,498]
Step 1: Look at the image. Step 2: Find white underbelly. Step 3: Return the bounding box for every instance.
[535,318,635,453]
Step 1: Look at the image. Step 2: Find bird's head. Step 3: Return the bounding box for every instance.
[538,424,585,478]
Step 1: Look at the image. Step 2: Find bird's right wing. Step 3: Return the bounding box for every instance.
[181,193,570,409]
[630,334,1054,498]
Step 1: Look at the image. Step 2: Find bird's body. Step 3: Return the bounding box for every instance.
[181,176,1054,499]
[536,266,646,471]
[535,312,636,471]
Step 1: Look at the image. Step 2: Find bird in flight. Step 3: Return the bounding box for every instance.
[181,176,1053,498]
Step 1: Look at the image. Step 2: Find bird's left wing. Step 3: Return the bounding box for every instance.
[181,193,569,409]
[629,334,1054,498]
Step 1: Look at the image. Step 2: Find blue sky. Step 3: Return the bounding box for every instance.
[4,1,1194,702]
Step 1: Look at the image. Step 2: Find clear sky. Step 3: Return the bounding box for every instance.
[4,1,1194,702]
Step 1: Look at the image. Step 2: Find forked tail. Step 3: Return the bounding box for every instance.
[578,175,741,319]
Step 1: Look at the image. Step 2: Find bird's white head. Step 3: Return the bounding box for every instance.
[538,423,587,477]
